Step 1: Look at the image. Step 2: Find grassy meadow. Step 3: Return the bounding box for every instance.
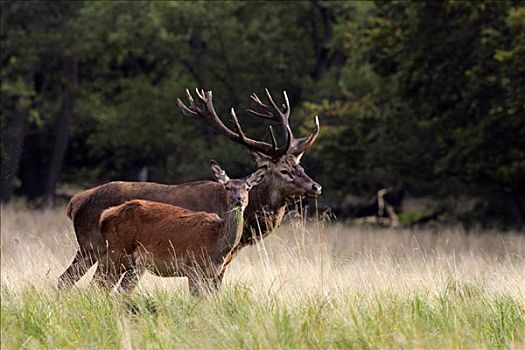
[1,204,524,349]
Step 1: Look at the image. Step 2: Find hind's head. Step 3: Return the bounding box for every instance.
[210,160,267,209]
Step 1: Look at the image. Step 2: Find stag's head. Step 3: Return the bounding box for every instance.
[251,152,321,198]
[178,88,321,201]
[209,160,267,209]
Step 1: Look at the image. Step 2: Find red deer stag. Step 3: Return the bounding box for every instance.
[95,161,267,294]
[59,88,321,290]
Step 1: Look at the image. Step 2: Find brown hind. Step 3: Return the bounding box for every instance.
[95,161,267,295]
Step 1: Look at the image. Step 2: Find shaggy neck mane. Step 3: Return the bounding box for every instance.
[241,175,288,246]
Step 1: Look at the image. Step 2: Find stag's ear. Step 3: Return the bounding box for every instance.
[246,167,267,188]
[210,160,230,185]
[289,115,320,162]
[251,151,274,168]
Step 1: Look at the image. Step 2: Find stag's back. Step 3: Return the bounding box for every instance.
[68,180,228,247]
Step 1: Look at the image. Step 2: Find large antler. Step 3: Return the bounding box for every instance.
[177,89,290,159]
[247,88,291,134]
[247,89,320,157]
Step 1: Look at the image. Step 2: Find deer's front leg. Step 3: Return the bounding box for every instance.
[210,270,225,291]
[93,260,122,290]
[117,264,145,293]
[187,267,223,296]
[93,251,134,290]
[187,274,205,296]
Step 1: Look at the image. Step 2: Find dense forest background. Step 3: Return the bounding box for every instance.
[1,1,524,229]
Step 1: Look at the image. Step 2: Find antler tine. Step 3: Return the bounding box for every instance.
[230,108,250,145]
[247,89,289,123]
[231,107,291,158]
[245,89,294,154]
[247,93,273,120]
[264,88,290,124]
[177,91,197,117]
[177,87,290,158]
[268,125,278,151]
[246,109,273,120]
[250,92,265,106]
[282,91,290,121]
[289,115,320,156]
[195,88,207,102]
[186,89,195,105]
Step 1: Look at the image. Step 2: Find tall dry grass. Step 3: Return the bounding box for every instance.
[1,204,524,349]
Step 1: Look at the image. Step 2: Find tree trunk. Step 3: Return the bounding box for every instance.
[308,2,347,82]
[1,108,30,203]
[18,134,47,199]
[41,55,78,207]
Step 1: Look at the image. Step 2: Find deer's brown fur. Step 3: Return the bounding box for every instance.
[59,89,321,289]
[95,162,266,294]
[66,186,96,220]
[98,200,231,293]
[100,201,225,268]
[59,180,232,290]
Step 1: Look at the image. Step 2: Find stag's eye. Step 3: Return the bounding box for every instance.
[280,170,293,179]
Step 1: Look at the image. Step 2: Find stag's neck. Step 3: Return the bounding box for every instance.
[216,207,245,257]
[242,178,288,246]
[249,176,287,211]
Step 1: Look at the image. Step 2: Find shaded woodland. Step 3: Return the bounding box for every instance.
[1,1,524,229]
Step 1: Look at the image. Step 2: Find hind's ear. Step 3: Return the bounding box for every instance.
[210,160,230,185]
[246,167,267,188]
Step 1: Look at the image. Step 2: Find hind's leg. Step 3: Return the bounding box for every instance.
[187,275,206,296]
[117,265,145,293]
[93,250,135,291]
[92,266,121,290]
[187,270,224,296]
[209,270,225,291]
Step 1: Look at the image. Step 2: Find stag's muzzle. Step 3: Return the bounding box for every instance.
[307,183,322,197]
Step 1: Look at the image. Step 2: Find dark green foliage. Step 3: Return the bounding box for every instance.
[1,1,523,226]
[362,1,525,195]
